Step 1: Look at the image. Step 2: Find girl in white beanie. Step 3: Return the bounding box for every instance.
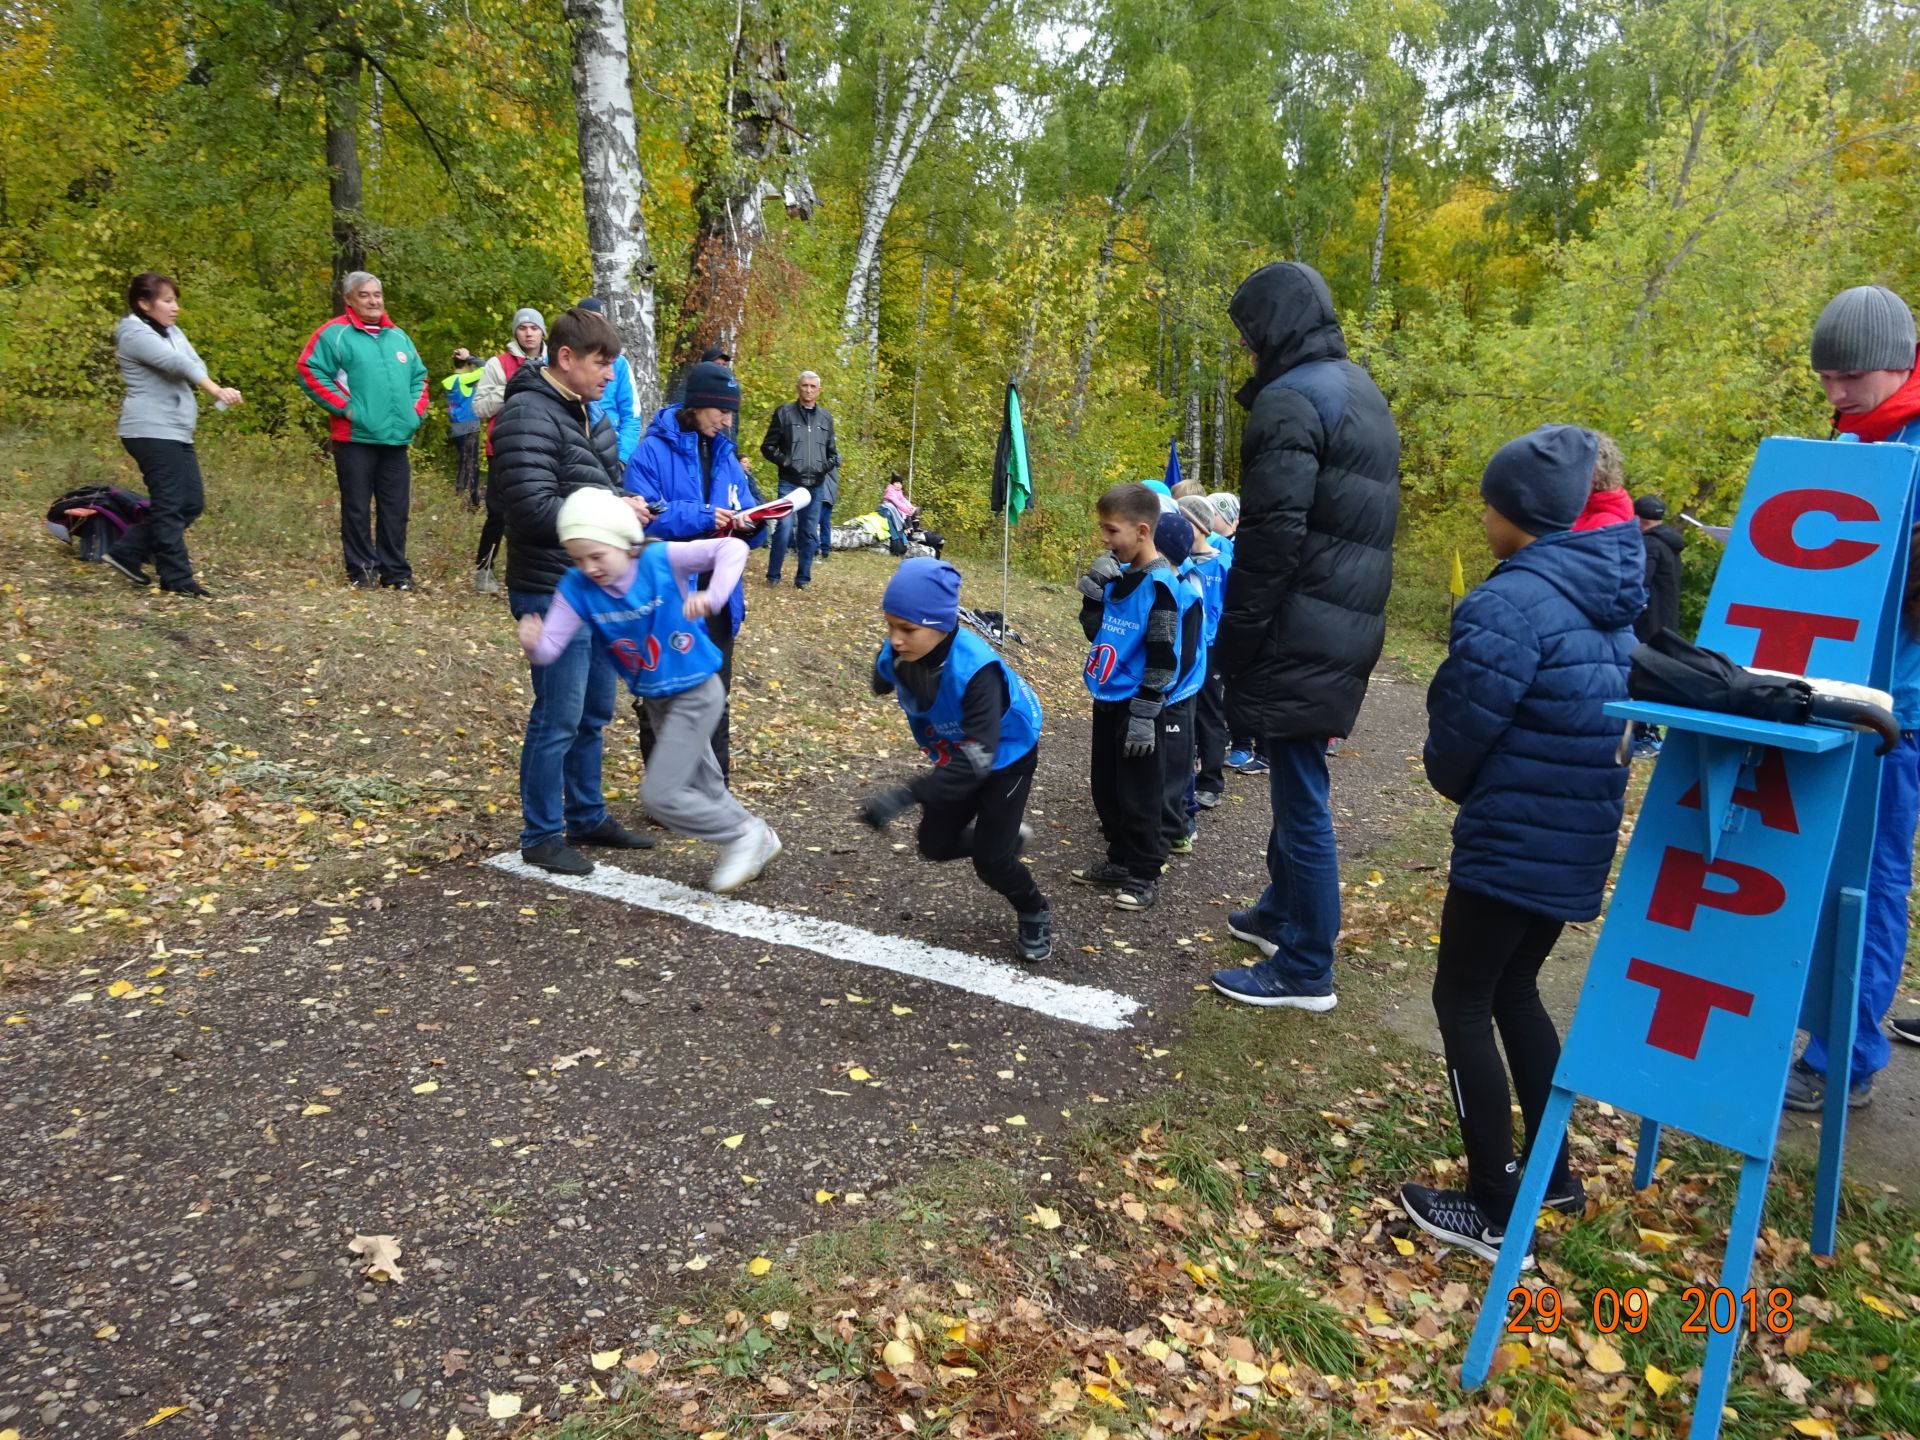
[518,487,780,892]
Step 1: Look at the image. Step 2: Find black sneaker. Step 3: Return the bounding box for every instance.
[1545,1183,1588,1218]
[1399,1182,1532,1268]
[567,817,656,850]
[1890,1015,1920,1046]
[1071,860,1132,887]
[1115,880,1157,911]
[104,553,154,587]
[161,581,213,598]
[1195,791,1222,810]
[522,839,593,875]
[1783,1056,1873,1111]
[1016,905,1053,962]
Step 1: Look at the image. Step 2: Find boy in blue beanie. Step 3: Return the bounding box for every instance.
[861,558,1053,961]
[1073,483,1195,910]
[1392,424,1644,1264]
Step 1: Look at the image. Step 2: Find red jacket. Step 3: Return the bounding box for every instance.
[1571,488,1634,532]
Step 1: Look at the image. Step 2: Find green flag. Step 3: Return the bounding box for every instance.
[991,382,1032,524]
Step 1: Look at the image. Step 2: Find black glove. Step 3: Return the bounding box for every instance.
[859,787,916,832]
[1075,552,1124,602]
[1123,704,1158,759]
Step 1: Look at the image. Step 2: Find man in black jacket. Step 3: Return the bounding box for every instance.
[491,306,655,875]
[1209,262,1401,1013]
[759,370,840,587]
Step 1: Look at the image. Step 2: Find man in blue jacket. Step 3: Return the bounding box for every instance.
[622,360,766,776]
[574,297,643,465]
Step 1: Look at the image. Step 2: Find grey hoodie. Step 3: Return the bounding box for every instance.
[116,314,209,443]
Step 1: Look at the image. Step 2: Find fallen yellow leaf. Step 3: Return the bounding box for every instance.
[1858,1290,1903,1317]
[590,1349,622,1370]
[1027,1205,1063,1229]
[721,1133,744,1149]
[1645,1363,1679,1397]
[747,1256,773,1275]
[1005,1114,1028,1126]
[485,1392,522,1420]
[815,1189,836,1204]
[300,1104,331,1117]
[1789,1421,1838,1439]
[881,1338,916,1369]
[143,1408,187,1428]
[1587,1339,1626,1374]
[684,1256,709,1271]
[107,979,137,998]
[1637,1226,1682,1251]
[890,1004,912,1015]
[411,1081,439,1095]
[1391,1235,1415,1256]
[847,1066,872,1082]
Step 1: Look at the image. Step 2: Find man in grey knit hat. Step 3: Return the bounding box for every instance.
[1785,283,1920,1112]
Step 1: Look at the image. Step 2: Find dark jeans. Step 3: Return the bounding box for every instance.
[1090,701,1169,881]
[1195,661,1228,796]
[475,494,506,572]
[919,748,1045,914]
[509,590,616,850]
[1159,696,1197,846]
[114,437,205,589]
[815,501,834,556]
[766,480,816,583]
[1431,884,1575,1224]
[641,607,734,778]
[333,441,412,585]
[451,431,482,509]
[1246,736,1340,992]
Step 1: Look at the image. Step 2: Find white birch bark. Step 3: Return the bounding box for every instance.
[565,0,661,417]
[1211,342,1227,487]
[837,0,1006,358]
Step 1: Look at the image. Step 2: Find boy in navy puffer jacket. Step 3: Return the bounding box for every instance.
[1399,425,1646,1266]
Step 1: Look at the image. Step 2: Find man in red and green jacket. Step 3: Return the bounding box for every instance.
[295,271,431,589]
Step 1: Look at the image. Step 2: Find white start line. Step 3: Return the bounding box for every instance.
[485,852,1143,1032]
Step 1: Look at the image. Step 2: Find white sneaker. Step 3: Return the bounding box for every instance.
[710,821,781,893]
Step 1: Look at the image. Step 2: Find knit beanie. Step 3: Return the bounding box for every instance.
[1142,478,1173,500]
[882,557,961,631]
[1634,494,1667,521]
[1178,495,1218,536]
[556,487,643,551]
[512,306,547,334]
[573,296,603,313]
[1207,492,1241,527]
[1480,425,1598,538]
[1155,509,1193,566]
[1811,286,1916,372]
[684,360,741,413]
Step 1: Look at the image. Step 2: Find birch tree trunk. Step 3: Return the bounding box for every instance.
[1211,342,1227,487]
[323,46,366,308]
[1184,339,1202,468]
[564,0,660,417]
[1366,115,1394,302]
[678,21,815,370]
[837,0,1006,359]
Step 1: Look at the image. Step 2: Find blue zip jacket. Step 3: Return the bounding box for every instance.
[590,355,643,464]
[1424,522,1647,921]
[622,404,766,634]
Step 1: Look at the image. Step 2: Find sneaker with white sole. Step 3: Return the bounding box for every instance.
[1209,964,1336,1011]
[1888,1014,1920,1046]
[1072,860,1132,887]
[710,821,781,893]
[1226,909,1279,958]
[1399,1182,1533,1268]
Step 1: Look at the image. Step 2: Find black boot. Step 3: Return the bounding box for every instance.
[1016,904,1053,962]
[567,817,656,850]
[522,838,593,875]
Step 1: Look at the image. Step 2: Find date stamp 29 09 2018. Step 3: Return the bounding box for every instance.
[1507,1286,1798,1336]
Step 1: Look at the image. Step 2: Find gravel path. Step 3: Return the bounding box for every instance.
[0,665,1431,1439]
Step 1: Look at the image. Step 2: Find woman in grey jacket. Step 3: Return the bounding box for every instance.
[107,271,243,596]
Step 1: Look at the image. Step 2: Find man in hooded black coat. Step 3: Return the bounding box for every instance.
[1209,261,1401,1012]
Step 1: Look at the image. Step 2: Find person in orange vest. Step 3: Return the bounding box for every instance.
[470,307,546,593]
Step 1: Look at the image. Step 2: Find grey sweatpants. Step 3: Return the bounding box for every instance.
[639,675,756,842]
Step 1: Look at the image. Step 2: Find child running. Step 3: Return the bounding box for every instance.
[1073,482,1193,910]
[860,558,1052,961]
[1398,425,1644,1264]
[517,487,781,893]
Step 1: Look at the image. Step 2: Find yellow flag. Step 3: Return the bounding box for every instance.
[1449,549,1468,600]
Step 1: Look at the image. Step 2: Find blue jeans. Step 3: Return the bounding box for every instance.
[509,590,617,849]
[1803,730,1920,1084]
[815,501,834,556]
[1247,737,1342,992]
[766,480,816,583]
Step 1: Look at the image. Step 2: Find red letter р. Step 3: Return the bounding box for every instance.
[1722,604,1859,674]
[1626,958,1757,1059]
[1749,488,1880,571]
[1647,846,1787,932]
[1679,748,1801,834]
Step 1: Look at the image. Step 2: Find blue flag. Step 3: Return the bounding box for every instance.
[1164,436,1183,493]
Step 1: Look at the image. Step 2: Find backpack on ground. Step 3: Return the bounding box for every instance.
[45,485,150,563]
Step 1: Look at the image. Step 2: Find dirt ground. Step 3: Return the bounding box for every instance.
[0,620,1434,1438]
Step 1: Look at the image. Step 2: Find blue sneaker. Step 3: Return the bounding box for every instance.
[1210,966,1337,1012]
[1226,747,1254,770]
[1239,753,1271,775]
[1226,909,1279,957]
